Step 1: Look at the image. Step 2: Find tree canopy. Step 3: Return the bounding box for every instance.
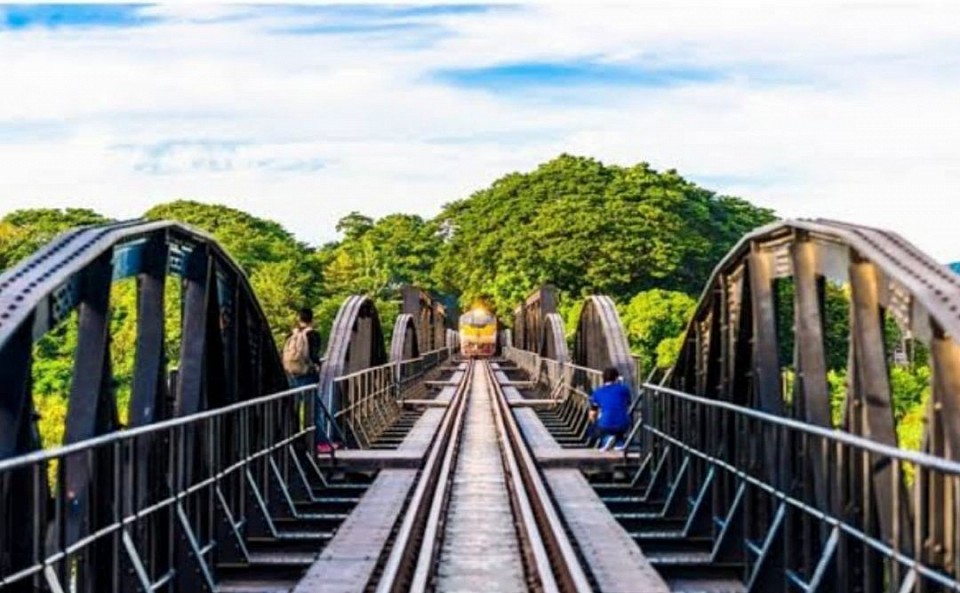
[144,200,326,343]
[432,154,775,314]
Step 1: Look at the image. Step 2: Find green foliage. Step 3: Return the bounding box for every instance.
[0,208,111,269]
[558,299,584,342]
[827,364,930,458]
[314,212,443,346]
[827,369,847,427]
[822,282,850,371]
[889,364,930,422]
[898,395,927,452]
[335,211,374,240]
[323,213,441,298]
[774,279,850,371]
[0,222,27,270]
[433,154,774,314]
[144,200,325,344]
[620,289,696,371]
[2,154,946,472]
[655,335,686,370]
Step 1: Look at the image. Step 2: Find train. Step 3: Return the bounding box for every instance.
[459,306,497,358]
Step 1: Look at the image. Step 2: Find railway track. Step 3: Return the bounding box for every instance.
[375,360,591,593]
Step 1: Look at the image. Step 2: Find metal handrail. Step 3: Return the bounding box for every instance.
[643,383,960,474]
[329,347,452,447]
[0,383,332,591]
[0,384,318,474]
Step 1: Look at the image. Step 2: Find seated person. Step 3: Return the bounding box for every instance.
[588,367,631,451]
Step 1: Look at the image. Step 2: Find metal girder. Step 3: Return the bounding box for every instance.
[128,235,168,427]
[446,328,459,351]
[573,295,635,390]
[540,312,569,364]
[401,285,447,352]
[654,218,960,591]
[390,313,420,363]
[514,284,559,352]
[316,295,388,426]
[0,219,288,593]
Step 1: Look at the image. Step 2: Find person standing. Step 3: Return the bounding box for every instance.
[588,367,632,451]
[283,307,322,387]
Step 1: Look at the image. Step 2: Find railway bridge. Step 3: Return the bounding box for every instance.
[2,219,960,592]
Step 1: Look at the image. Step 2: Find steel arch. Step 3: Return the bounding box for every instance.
[662,218,960,591]
[390,313,420,363]
[573,295,635,388]
[540,312,569,364]
[316,295,388,420]
[0,219,287,592]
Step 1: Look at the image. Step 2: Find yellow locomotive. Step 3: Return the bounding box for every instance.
[459,305,497,358]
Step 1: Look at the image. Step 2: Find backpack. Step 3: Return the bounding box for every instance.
[282,328,313,376]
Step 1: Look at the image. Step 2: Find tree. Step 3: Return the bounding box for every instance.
[0,222,27,270]
[335,211,374,241]
[619,289,697,371]
[365,214,440,289]
[433,154,775,314]
[0,208,111,268]
[0,153,781,454]
[145,200,325,342]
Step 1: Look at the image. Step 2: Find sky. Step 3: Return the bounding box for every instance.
[1,2,960,259]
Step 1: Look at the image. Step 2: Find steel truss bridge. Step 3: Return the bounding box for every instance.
[1,218,960,592]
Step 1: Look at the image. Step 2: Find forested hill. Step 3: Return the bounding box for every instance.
[433,154,774,312]
[1,154,937,456]
[0,154,774,375]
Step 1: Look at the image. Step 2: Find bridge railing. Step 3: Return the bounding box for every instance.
[332,347,451,447]
[333,363,397,449]
[505,345,541,378]
[0,384,333,593]
[640,382,960,592]
[503,347,606,442]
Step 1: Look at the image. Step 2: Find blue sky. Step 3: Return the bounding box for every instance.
[434,61,721,90]
[1,4,157,29]
[1,3,960,259]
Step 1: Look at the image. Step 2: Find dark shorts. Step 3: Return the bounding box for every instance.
[289,373,319,389]
[587,423,626,446]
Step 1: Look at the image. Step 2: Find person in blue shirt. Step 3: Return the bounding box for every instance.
[588,367,632,451]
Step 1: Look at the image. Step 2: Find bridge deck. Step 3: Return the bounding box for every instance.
[545,469,670,593]
[434,359,528,592]
[490,363,524,403]
[292,470,418,593]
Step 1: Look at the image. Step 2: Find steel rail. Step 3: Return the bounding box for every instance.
[406,361,478,592]
[485,360,562,593]
[486,361,594,593]
[374,360,474,593]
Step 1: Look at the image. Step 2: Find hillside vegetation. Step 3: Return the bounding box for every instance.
[0,154,929,454]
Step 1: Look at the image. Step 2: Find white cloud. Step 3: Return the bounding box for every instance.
[1,2,960,261]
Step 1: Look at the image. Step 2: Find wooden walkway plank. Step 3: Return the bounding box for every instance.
[397,408,444,453]
[492,369,525,403]
[536,448,641,469]
[315,450,422,469]
[544,469,670,593]
[293,470,418,593]
[401,399,449,408]
[508,398,559,408]
[513,408,562,454]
